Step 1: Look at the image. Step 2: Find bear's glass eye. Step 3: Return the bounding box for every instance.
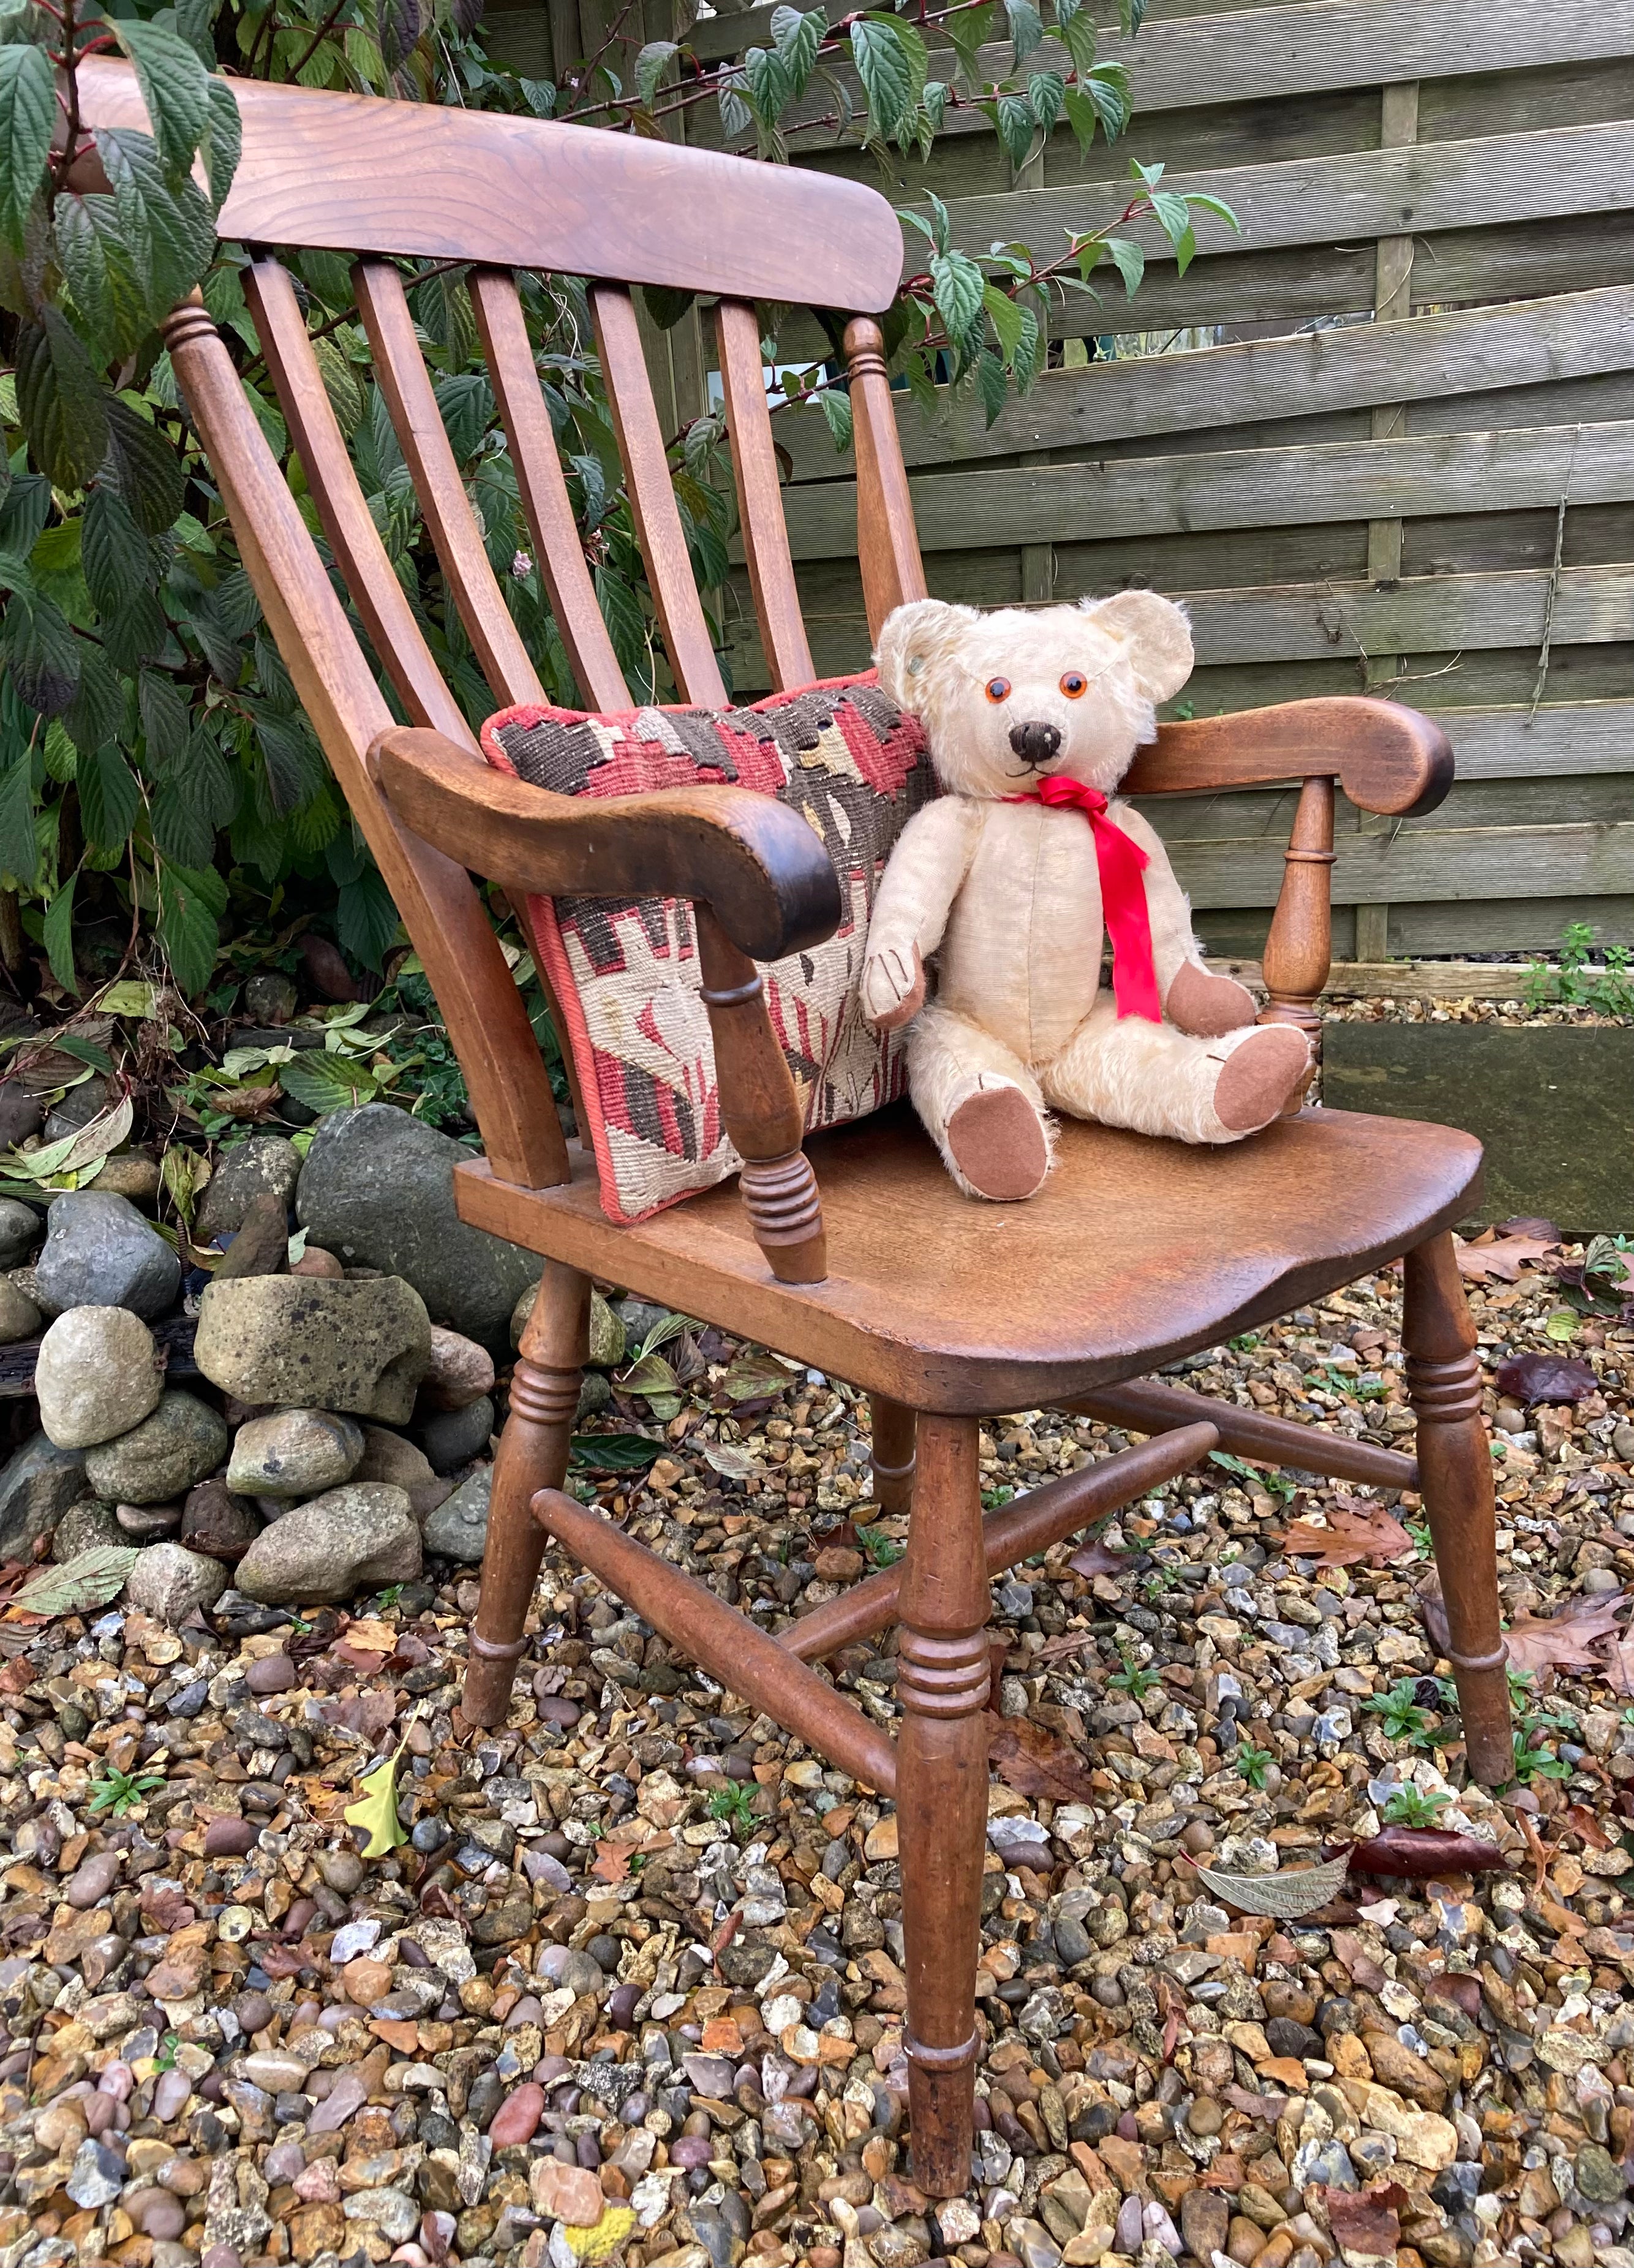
[1060,670,1088,698]
[984,677,1011,704]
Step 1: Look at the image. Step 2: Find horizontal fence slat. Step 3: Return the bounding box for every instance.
[777,289,1634,483]
[1166,820,1634,908]
[1429,702,1634,779]
[1180,565,1634,665]
[776,420,1634,558]
[688,0,1634,143]
[930,118,1634,271]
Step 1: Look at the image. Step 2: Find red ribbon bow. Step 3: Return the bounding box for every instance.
[1004,774,1161,1023]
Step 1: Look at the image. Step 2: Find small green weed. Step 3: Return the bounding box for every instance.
[1525,922,1634,1015]
[856,1526,905,1570]
[1363,1678,1436,1747]
[1235,1742,1274,1790]
[707,1783,759,1835]
[1382,1786,1452,1828]
[88,1763,166,1817]
[1109,1649,1160,1699]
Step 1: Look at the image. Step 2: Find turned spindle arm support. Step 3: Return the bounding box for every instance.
[374,725,840,1282]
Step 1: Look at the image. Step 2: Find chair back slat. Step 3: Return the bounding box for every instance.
[245,255,478,750]
[160,296,569,1189]
[354,260,547,707]
[844,318,928,640]
[715,300,814,693]
[591,285,728,709]
[469,268,630,714]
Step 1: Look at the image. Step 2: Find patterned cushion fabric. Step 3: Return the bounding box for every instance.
[480,675,934,1224]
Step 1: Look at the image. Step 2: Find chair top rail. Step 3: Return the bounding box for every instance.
[77,58,903,311]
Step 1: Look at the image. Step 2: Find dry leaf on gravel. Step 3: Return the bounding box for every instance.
[1503,1591,1628,1675]
[342,1749,407,1858]
[1066,1535,1124,1579]
[1280,1496,1414,1566]
[1345,1827,1512,1877]
[7,1545,140,1621]
[1454,1228,1561,1281]
[1494,1351,1598,1403]
[591,1841,632,1885]
[1183,1851,1352,1916]
[986,1712,1098,1803]
[1323,2182,1408,2262]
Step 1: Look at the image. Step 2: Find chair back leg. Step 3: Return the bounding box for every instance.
[1404,1232,1515,1787]
[869,1395,917,1515]
[461,1261,590,1728]
[894,1413,991,2196]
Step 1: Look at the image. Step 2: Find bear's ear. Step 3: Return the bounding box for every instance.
[875,598,980,709]
[1083,590,1194,703]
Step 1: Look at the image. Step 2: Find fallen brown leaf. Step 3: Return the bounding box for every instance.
[1503,1589,1628,1675]
[1067,1535,1124,1580]
[1280,1496,1414,1567]
[985,1711,1098,1804]
[591,1840,631,1885]
[1323,2182,1407,2262]
[1453,1229,1561,1282]
[1344,1827,1512,1878]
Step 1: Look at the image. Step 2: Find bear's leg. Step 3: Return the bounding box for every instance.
[1041,998,1311,1145]
[907,1006,1052,1200]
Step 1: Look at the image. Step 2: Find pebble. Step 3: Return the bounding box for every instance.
[85,1390,232,1502]
[227,1407,365,1498]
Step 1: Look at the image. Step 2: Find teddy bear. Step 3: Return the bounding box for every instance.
[860,590,1312,1202]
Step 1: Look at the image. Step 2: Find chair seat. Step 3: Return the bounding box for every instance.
[456,1102,1482,1413]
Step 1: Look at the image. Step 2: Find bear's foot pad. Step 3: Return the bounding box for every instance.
[947,1084,1050,1201]
[1215,1026,1311,1134]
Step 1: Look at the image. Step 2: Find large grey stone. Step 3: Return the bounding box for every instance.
[197,1137,303,1240]
[34,1192,180,1320]
[421,1465,491,1562]
[192,1276,432,1423]
[228,1409,364,1499]
[0,1200,42,1270]
[296,1106,540,1351]
[234,1483,421,1604]
[353,1425,437,1492]
[52,1497,123,1561]
[418,1395,494,1475]
[123,1541,230,1626]
[0,1431,87,1561]
[84,1392,231,1505]
[35,1307,165,1449]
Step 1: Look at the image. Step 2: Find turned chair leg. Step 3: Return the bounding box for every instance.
[1404,1232,1515,1787]
[461,1261,589,1728]
[869,1394,916,1515]
[895,1412,989,2198]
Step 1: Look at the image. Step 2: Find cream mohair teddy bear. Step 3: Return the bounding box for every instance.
[860,592,1312,1202]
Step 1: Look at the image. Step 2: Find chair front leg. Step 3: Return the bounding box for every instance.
[869,1394,917,1515]
[461,1260,589,1728]
[895,1412,990,2199]
[1404,1232,1515,1787]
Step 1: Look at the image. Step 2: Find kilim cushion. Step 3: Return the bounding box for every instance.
[480,675,935,1224]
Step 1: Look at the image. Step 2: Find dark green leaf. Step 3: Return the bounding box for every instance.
[568,1433,662,1472]
[851,17,922,137]
[1082,62,1131,139]
[42,873,77,996]
[930,250,984,347]
[154,861,222,996]
[1118,0,1148,32]
[174,723,237,825]
[0,474,51,562]
[1185,190,1241,234]
[454,0,486,39]
[101,585,168,674]
[432,372,493,467]
[336,862,402,972]
[78,744,141,853]
[1012,304,1041,391]
[100,394,185,535]
[1054,0,1097,77]
[1003,0,1044,66]
[65,644,127,758]
[15,312,110,492]
[137,668,190,766]
[380,0,425,73]
[54,194,147,364]
[175,0,217,68]
[1172,218,1197,277]
[1028,69,1065,129]
[1148,187,1194,254]
[1104,236,1145,295]
[113,21,212,182]
[94,128,216,314]
[83,486,155,616]
[989,91,1037,171]
[246,703,324,814]
[641,285,695,333]
[975,346,1008,428]
[149,773,217,867]
[594,565,649,672]
[944,3,991,92]
[983,282,1025,363]
[817,388,853,454]
[0,756,36,889]
[771,4,824,95]
[635,39,679,102]
[0,44,53,254]
[1,590,81,717]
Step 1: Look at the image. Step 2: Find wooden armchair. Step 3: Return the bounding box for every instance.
[82,58,1512,2199]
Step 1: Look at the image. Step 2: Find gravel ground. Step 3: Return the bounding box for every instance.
[3,1239,1632,2268]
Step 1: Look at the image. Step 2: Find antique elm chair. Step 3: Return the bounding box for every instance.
[81,58,1513,2198]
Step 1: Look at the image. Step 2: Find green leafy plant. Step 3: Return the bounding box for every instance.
[1363,1678,1437,1747]
[1108,1648,1158,1698]
[88,1760,165,1814]
[1235,1741,1273,1790]
[1382,1785,1452,1828]
[0,0,1222,1011]
[1510,1736,1572,1786]
[1208,1449,1296,1501]
[856,1523,905,1570]
[1526,923,1634,1016]
[153,2029,180,2071]
[707,1780,759,1836]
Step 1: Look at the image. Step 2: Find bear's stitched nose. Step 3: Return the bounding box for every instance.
[1008,720,1062,767]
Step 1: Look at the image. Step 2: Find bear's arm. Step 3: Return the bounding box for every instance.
[1110,801,1258,1037]
[860,797,982,1030]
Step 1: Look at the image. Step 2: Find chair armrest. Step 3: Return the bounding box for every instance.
[1124,696,1452,818]
[372,725,844,962]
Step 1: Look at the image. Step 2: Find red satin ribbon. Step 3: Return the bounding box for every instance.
[1004,774,1162,1023]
